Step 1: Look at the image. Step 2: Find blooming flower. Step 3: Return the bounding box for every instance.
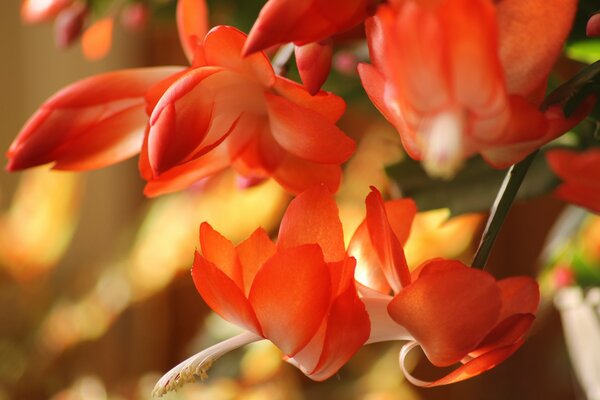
[140,25,355,197]
[8,0,354,197]
[349,187,540,386]
[152,185,370,396]
[546,148,600,214]
[243,0,374,94]
[358,0,586,178]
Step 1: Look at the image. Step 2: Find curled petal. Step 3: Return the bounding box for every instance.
[199,222,242,286]
[153,332,262,397]
[277,185,346,262]
[399,339,524,387]
[248,244,332,356]
[496,276,540,321]
[177,0,209,63]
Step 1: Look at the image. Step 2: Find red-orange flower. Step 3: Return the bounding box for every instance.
[546,148,600,214]
[358,0,585,178]
[153,186,370,395]
[140,26,355,197]
[244,0,374,94]
[349,188,540,386]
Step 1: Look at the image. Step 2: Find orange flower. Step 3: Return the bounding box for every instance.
[546,148,600,214]
[244,0,374,94]
[349,188,540,386]
[358,0,585,178]
[8,0,354,197]
[153,186,370,395]
[140,26,355,197]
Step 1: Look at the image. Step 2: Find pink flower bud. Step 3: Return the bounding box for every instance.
[120,2,149,32]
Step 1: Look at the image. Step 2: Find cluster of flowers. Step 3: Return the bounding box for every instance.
[8,0,600,394]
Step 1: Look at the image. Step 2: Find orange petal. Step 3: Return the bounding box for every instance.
[295,41,333,95]
[496,276,540,321]
[203,26,275,87]
[192,252,262,335]
[348,220,392,294]
[365,187,411,291]
[399,339,524,387]
[81,17,114,61]
[277,185,345,262]
[248,244,332,356]
[388,260,501,367]
[473,313,535,357]
[199,222,243,288]
[265,92,355,164]
[7,67,181,171]
[272,76,346,122]
[497,0,577,97]
[142,144,230,197]
[236,227,277,295]
[177,0,209,63]
[147,67,223,175]
[272,155,342,195]
[294,285,371,381]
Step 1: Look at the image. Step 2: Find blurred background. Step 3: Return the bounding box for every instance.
[0,0,597,399]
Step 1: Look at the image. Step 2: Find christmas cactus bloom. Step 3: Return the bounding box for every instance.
[546,148,600,214]
[141,25,355,196]
[152,185,370,396]
[244,0,374,94]
[349,188,540,386]
[358,0,585,178]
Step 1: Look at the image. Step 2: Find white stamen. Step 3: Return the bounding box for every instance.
[152,331,263,397]
[399,341,432,387]
[422,110,465,179]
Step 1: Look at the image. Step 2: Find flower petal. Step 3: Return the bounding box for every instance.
[295,40,333,95]
[248,244,331,356]
[272,76,345,122]
[277,185,345,262]
[199,222,242,287]
[365,187,411,291]
[177,0,209,63]
[203,26,275,87]
[265,92,355,164]
[388,260,501,367]
[496,276,540,321]
[192,252,262,334]
[236,227,277,296]
[399,339,524,387]
[272,155,342,195]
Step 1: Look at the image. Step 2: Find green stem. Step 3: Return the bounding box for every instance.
[471,150,539,270]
